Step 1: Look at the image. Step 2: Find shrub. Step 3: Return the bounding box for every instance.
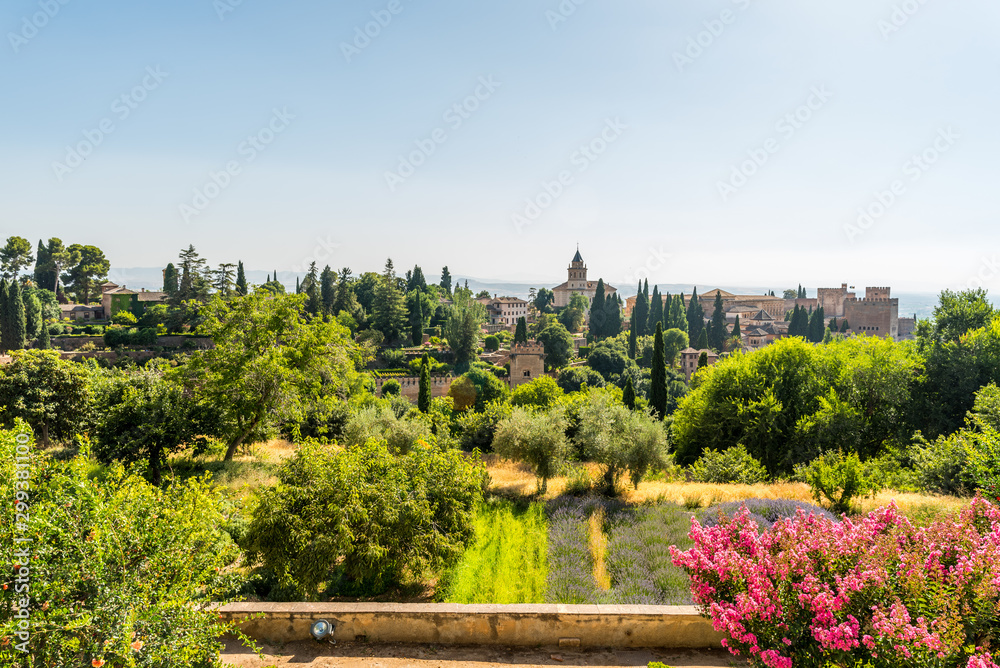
[47,322,65,336]
[343,403,431,455]
[509,376,564,409]
[483,335,500,351]
[700,498,836,530]
[111,310,138,326]
[454,400,511,451]
[460,367,509,411]
[688,444,769,485]
[807,450,880,514]
[380,347,406,367]
[0,422,250,666]
[242,439,486,599]
[556,366,606,393]
[492,407,570,492]
[672,498,1000,668]
[381,378,401,397]
[562,465,593,496]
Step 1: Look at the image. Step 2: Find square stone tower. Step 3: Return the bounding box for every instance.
[509,341,546,388]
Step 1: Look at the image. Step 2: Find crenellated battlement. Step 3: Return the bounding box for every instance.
[511,342,545,356]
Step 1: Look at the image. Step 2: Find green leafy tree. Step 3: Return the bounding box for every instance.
[559,293,588,333]
[42,238,78,294]
[0,425,249,665]
[533,287,555,314]
[931,288,996,343]
[536,321,575,369]
[373,259,409,342]
[649,322,667,419]
[493,407,570,493]
[235,260,248,296]
[0,236,34,280]
[24,293,42,343]
[175,245,211,304]
[690,444,769,484]
[243,439,485,598]
[444,288,486,372]
[0,349,90,444]
[334,267,359,316]
[807,450,878,514]
[509,376,564,409]
[663,327,689,368]
[183,292,362,461]
[64,244,110,304]
[556,366,606,393]
[514,316,528,344]
[406,265,427,292]
[460,366,509,412]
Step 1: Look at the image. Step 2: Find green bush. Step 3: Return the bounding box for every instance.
[380,347,406,367]
[483,335,500,351]
[688,444,769,485]
[103,326,157,349]
[509,376,564,409]
[807,450,880,514]
[0,422,251,666]
[381,378,401,397]
[343,403,433,454]
[47,322,65,336]
[242,439,486,599]
[111,310,138,326]
[454,400,512,451]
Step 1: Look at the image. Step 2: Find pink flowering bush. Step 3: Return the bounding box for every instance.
[671,498,1000,668]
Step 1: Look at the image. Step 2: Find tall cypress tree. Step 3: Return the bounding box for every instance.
[687,287,704,346]
[696,327,709,350]
[33,239,49,288]
[633,281,649,339]
[647,286,663,335]
[591,279,607,339]
[607,295,623,338]
[628,306,638,358]
[411,295,424,346]
[671,294,688,335]
[514,317,528,344]
[649,322,667,420]
[0,280,9,352]
[440,266,452,294]
[320,266,336,315]
[623,375,636,410]
[295,276,301,294]
[235,261,248,296]
[163,263,178,296]
[9,280,26,351]
[662,292,672,329]
[418,354,432,413]
[733,314,742,340]
[709,291,726,351]
[38,320,51,350]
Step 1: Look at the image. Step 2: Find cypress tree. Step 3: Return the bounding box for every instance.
[709,292,726,351]
[698,351,709,369]
[0,280,9,352]
[295,276,301,294]
[628,306,638,358]
[696,327,708,350]
[671,294,688,335]
[163,263,178,296]
[633,281,649,339]
[591,279,607,339]
[733,314,742,340]
[514,317,528,345]
[687,287,704,346]
[829,317,838,332]
[623,375,636,410]
[235,261,248,296]
[607,295,623,338]
[38,320,51,349]
[649,322,667,420]
[840,319,850,333]
[320,266,336,315]
[647,286,663,336]
[418,354,432,413]
[9,280,25,351]
[33,239,49,288]
[411,295,424,346]
[440,266,452,294]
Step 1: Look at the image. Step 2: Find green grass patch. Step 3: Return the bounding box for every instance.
[442,498,548,604]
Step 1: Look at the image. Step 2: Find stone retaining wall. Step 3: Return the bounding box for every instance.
[216,603,723,649]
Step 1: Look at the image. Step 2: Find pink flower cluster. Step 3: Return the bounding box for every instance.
[670,498,1000,668]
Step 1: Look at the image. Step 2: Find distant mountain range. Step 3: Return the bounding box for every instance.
[107,268,940,320]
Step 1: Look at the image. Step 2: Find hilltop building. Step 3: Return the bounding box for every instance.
[552,248,617,308]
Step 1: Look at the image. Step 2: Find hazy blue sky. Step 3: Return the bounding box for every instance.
[3,0,998,292]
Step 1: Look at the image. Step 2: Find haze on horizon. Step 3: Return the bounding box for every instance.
[3,0,999,294]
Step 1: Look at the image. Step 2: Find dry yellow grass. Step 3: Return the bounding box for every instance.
[588,507,611,591]
[482,455,968,520]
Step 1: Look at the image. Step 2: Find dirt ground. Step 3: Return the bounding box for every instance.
[221,638,741,668]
